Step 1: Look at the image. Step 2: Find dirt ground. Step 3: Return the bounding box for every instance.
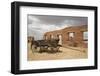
[27,43,88,61]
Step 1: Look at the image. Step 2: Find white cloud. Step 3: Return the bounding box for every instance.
[28,22,68,40]
[28,15,40,22]
[28,15,87,40]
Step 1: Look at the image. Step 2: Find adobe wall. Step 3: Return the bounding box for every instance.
[44,25,88,48]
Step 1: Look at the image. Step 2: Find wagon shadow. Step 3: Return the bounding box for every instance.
[34,49,62,54]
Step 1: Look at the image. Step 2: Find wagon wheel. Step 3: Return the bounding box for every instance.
[47,47,54,53]
[57,45,62,52]
[38,46,45,53]
[31,45,37,53]
[44,45,48,49]
[56,46,60,52]
[51,46,61,53]
[37,47,41,53]
[53,47,58,52]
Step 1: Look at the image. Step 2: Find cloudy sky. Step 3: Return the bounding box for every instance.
[27,14,88,40]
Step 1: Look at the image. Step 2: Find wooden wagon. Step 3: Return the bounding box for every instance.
[31,39,62,53]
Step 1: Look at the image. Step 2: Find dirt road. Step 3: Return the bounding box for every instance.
[27,46,88,61]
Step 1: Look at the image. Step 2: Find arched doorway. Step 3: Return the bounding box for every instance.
[50,34,54,39]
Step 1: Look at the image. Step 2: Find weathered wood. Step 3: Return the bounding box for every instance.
[31,39,61,53]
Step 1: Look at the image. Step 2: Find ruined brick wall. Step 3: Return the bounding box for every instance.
[44,25,87,48]
[44,30,62,40]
